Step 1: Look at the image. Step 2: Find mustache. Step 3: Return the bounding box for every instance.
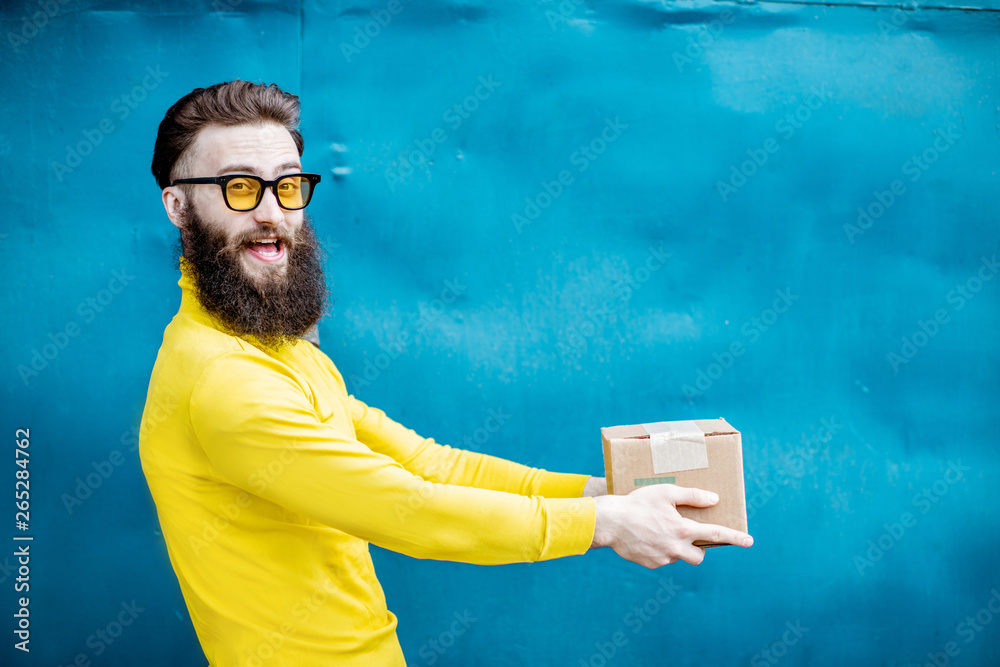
[229,226,295,247]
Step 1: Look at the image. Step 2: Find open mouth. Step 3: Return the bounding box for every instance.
[245,238,286,264]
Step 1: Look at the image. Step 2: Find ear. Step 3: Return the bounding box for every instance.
[162,186,185,229]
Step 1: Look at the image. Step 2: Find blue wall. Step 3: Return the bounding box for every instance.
[2,0,998,664]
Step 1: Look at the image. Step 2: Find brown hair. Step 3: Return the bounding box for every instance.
[150,80,304,189]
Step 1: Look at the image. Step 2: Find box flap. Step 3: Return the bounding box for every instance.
[601,418,738,440]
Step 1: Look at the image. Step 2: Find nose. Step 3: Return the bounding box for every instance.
[252,185,285,226]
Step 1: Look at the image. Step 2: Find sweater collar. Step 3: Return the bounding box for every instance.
[177,255,215,326]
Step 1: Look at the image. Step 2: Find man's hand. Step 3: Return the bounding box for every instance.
[590,484,753,568]
[582,476,608,497]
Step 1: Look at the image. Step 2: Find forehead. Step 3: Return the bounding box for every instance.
[187,123,300,176]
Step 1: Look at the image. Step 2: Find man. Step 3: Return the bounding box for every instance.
[139,80,753,666]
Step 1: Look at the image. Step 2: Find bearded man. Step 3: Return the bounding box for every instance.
[138,80,753,666]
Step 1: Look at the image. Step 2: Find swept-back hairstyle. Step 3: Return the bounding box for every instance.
[151,80,304,189]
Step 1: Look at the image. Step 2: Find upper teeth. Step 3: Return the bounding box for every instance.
[252,239,277,244]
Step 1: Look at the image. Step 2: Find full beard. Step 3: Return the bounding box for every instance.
[176,203,330,350]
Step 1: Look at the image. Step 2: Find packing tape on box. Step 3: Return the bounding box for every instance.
[642,420,709,475]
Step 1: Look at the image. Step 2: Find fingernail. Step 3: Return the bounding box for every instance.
[709,493,719,503]
[743,536,754,547]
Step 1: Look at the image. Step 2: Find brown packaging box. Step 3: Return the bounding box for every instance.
[601,418,748,547]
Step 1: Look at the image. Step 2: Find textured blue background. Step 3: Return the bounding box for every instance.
[2,0,998,665]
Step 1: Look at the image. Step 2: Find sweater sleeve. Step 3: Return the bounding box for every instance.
[189,350,596,564]
[346,394,591,499]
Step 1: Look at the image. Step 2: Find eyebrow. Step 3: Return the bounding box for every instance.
[216,161,302,176]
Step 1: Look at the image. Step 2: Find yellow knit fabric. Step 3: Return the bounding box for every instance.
[138,257,597,666]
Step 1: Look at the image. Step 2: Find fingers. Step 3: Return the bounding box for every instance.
[611,485,753,569]
[582,476,608,497]
[675,544,706,566]
[662,487,754,547]
[688,520,754,548]
[664,484,719,508]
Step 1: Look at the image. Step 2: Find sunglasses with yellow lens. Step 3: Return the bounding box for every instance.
[171,173,321,211]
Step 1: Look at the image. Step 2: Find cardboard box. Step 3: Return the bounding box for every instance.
[601,418,748,547]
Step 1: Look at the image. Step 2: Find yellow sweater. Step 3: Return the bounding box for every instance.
[138,258,597,666]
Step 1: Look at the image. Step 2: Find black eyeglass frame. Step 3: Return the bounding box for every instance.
[170,173,322,211]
